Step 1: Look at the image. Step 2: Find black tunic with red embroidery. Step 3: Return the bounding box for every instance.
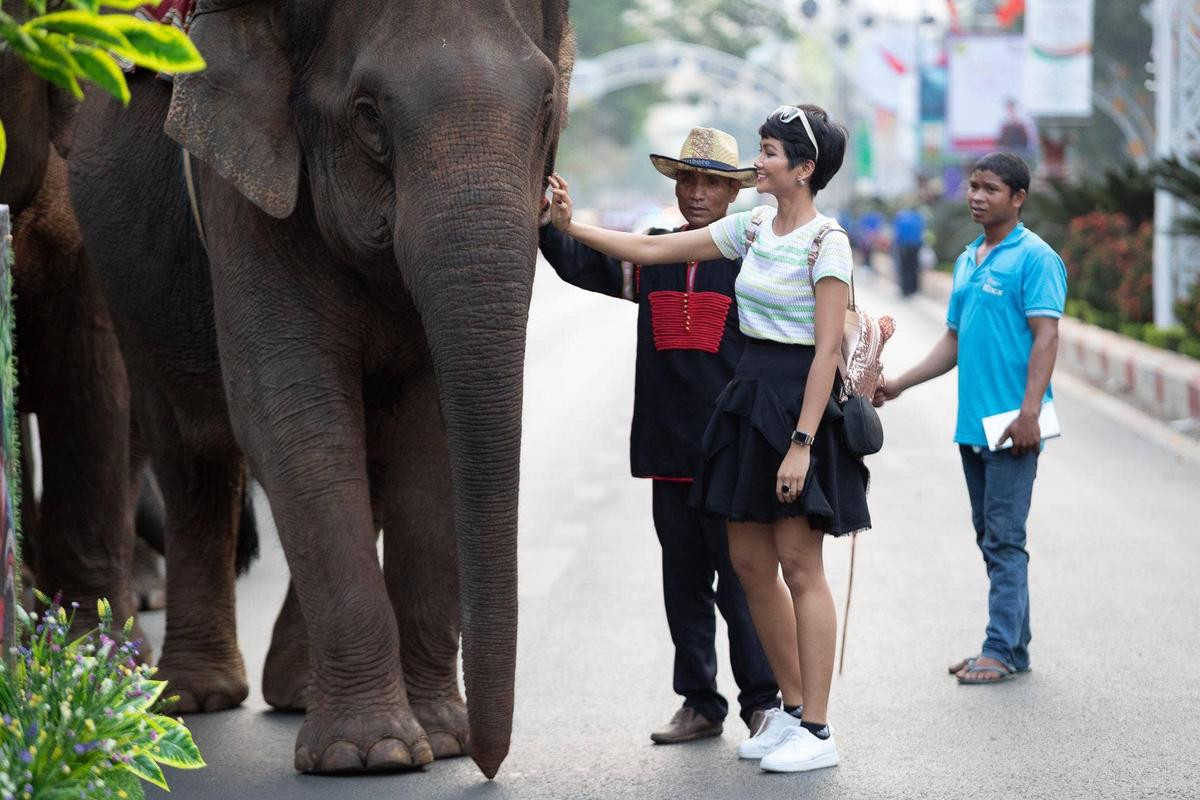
[539,223,744,481]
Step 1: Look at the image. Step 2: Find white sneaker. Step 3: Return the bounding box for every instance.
[737,708,802,759]
[759,725,839,772]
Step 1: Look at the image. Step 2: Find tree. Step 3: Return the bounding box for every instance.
[625,0,796,58]
[0,0,205,174]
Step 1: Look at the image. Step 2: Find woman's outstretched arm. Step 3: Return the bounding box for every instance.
[547,174,725,264]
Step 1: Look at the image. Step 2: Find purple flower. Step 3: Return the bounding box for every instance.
[2,714,10,724]
[50,644,61,653]
[19,750,31,763]
[28,722,37,737]
[74,743,87,754]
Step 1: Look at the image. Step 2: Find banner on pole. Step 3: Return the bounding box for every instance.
[1023,0,1094,119]
[946,34,1027,153]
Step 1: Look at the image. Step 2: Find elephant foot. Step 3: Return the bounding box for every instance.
[263,582,310,711]
[156,652,249,713]
[263,649,311,712]
[294,705,434,774]
[131,539,166,611]
[411,696,470,759]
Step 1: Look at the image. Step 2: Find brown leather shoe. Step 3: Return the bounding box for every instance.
[649,707,723,744]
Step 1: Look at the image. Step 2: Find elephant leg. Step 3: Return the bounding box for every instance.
[29,288,139,642]
[150,427,248,713]
[382,368,468,760]
[236,374,432,774]
[262,580,311,711]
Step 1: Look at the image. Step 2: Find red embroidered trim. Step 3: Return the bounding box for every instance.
[648,289,731,353]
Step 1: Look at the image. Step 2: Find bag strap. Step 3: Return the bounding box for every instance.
[806,221,855,396]
[744,207,769,250]
[806,221,854,310]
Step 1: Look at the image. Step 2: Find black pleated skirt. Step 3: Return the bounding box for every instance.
[689,338,872,535]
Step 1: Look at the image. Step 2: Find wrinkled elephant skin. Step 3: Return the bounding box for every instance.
[0,25,142,647]
[69,0,574,779]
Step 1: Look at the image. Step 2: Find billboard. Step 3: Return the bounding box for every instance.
[1023,0,1094,119]
[946,35,1027,153]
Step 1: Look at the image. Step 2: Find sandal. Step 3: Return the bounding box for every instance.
[957,658,1017,685]
[948,655,1031,676]
[948,656,977,675]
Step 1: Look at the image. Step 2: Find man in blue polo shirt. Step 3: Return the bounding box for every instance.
[874,152,1067,684]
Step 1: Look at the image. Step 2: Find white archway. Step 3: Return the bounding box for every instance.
[569,40,792,117]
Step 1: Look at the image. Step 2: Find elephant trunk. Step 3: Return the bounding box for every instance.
[404,177,538,779]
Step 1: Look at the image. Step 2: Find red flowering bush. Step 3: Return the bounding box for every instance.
[1061,212,1154,326]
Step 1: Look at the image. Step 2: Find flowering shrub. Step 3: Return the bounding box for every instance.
[0,595,204,800]
[1060,212,1154,326]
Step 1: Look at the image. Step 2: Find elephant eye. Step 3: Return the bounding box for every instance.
[351,96,389,161]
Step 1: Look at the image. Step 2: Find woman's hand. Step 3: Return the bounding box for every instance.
[546,173,573,230]
[776,444,811,504]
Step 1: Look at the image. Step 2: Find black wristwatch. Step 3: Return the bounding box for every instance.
[790,429,816,447]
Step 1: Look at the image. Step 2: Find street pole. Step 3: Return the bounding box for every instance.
[1152,0,1177,327]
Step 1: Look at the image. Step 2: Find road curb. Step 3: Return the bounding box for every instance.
[920,270,1200,430]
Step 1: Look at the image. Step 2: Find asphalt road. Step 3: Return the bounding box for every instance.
[142,260,1200,800]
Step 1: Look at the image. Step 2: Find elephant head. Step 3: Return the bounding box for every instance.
[164,0,574,778]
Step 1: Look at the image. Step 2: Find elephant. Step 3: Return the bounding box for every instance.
[129,466,260,611]
[0,14,141,638]
[68,0,574,778]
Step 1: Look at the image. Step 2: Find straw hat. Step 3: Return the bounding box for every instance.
[649,127,757,189]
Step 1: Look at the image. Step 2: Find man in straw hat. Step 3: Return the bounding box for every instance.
[540,128,779,744]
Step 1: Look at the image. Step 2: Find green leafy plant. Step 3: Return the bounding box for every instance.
[0,594,205,799]
[0,0,206,173]
[1174,280,1200,340]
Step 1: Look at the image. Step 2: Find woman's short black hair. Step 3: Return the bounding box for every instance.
[758,104,848,197]
[972,152,1031,197]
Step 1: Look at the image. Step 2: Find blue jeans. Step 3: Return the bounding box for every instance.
[959,446,1039,671]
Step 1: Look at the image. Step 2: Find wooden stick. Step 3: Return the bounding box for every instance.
[838,533,857,675]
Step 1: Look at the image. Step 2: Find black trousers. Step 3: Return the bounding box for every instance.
[652,481,779,725]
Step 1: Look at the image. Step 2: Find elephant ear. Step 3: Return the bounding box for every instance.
[164,0,299,219]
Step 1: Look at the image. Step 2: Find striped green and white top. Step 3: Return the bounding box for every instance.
[709,206,853,345]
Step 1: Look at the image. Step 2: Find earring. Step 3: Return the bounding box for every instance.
[797,177,806,185]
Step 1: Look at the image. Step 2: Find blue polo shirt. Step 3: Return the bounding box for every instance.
[946,223,1067,446]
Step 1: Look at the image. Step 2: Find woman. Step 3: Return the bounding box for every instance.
[547,104,869,773]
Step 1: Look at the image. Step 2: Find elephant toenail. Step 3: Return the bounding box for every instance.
[319,741,365,773]
[294,746,316,772]
[366,737,428,770]
[203,693,232,712]
[427,732,466,759]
